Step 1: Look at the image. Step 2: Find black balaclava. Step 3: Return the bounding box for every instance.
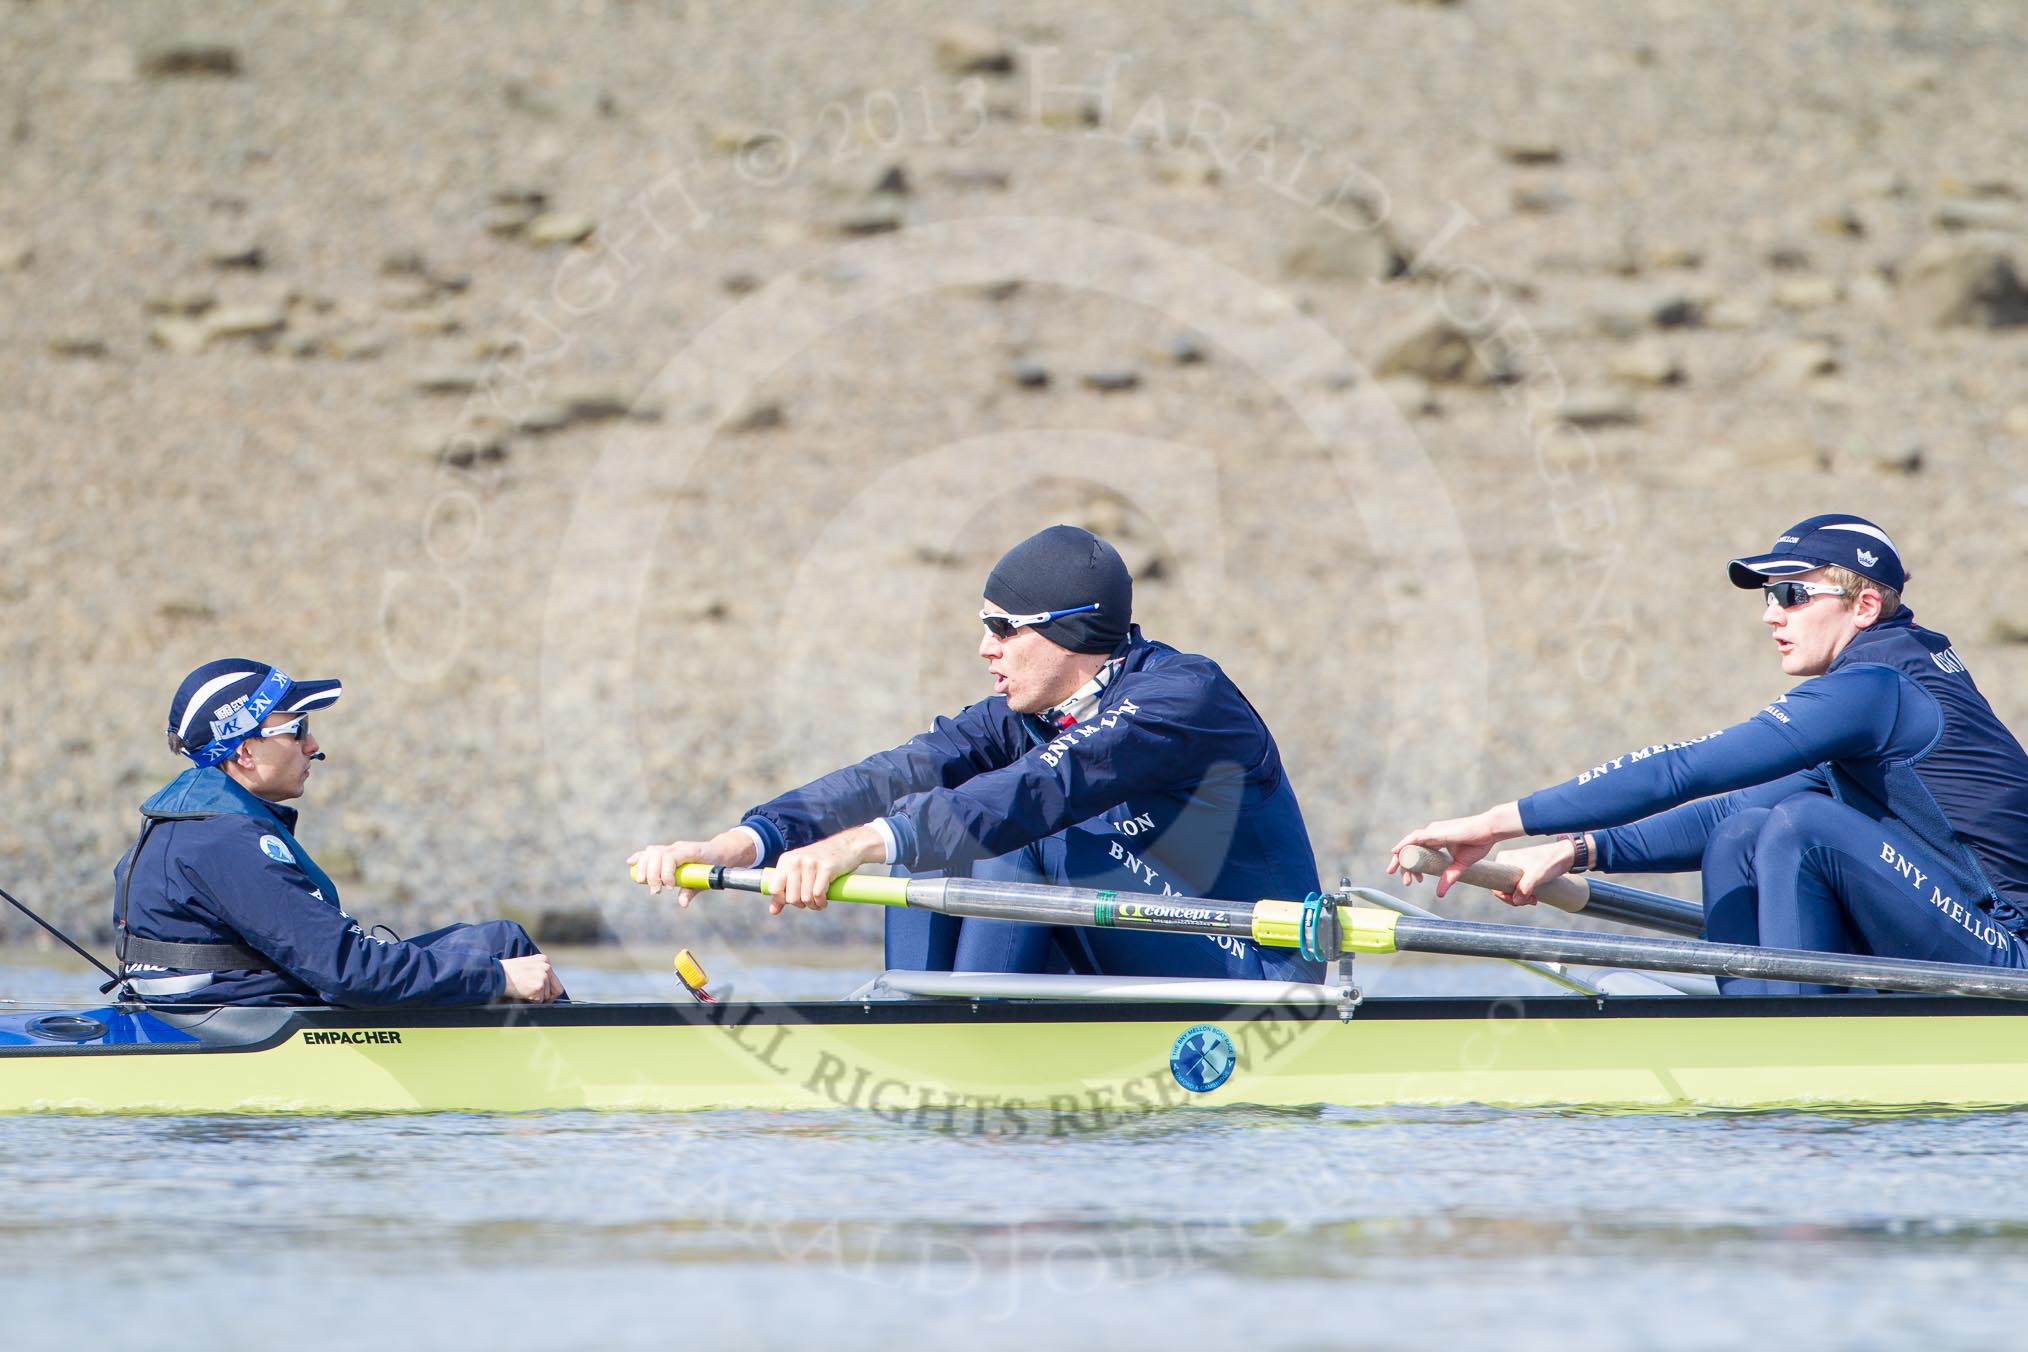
[983,525,1134,654]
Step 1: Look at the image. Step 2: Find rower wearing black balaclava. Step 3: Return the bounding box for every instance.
[633,525,1323,981]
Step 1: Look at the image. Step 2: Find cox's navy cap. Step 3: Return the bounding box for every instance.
[1727,514,1907,593]
[168,659,343,767]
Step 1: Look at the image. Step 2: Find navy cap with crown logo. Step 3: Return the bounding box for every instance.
[1727,514,1907,593]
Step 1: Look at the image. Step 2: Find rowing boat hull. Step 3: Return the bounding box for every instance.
[4,996,2025,1114]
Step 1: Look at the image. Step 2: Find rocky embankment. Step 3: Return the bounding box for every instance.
[3,2,2025,962]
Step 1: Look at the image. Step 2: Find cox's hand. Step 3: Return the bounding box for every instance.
[628,830,759,908]
[499,953,563,1003]
[1484,840,1576,908]
[769,826,886,915]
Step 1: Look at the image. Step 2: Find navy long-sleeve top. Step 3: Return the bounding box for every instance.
[1519,613,2028,903]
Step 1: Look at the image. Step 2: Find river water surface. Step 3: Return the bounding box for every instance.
[5,952,2027,1351]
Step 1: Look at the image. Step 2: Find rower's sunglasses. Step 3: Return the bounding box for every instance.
[979,602,1100,639]
[254,715,310,742]
[1762,580,1846,609]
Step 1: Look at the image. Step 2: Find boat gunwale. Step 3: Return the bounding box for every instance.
[6,992,2028,1059]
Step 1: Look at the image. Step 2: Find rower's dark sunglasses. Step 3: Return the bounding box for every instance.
[979,603,1100,639]
[1762,580,1845,609]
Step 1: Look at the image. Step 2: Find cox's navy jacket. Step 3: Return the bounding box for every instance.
[112,767,504,1006]
[740,628,1322,909]
[1521,613,2028,907]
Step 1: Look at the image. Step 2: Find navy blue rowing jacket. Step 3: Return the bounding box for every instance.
[740,628,1323,907]
[112,767,504,1006]
[1520,613,2028,903]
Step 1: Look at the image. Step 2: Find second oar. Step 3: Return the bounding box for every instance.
[668,864,2028,1002]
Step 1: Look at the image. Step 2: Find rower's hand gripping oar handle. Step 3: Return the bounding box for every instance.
[1396,844,1593,915]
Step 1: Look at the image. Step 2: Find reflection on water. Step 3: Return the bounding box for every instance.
[7,960,2028,1348]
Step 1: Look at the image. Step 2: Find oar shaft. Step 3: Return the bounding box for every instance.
[1344,887,1602,996]
[1388,914,2028,1000]
[913,876,1284,943]
[1582,877,1705,937]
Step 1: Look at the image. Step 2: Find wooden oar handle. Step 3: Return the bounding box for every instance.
[1397,844,1593,915]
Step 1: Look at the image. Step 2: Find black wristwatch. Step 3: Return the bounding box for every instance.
[1561,832,1593,874]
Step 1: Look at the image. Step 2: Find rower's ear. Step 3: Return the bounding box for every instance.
[1851,586,1885,628]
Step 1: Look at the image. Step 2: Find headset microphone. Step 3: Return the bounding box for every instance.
[310,752,327,761]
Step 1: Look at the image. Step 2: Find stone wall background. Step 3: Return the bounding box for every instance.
[3,0,2025,959]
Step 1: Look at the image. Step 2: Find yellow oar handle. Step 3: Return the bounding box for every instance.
[632,862,910,907]
[628,862,713,887]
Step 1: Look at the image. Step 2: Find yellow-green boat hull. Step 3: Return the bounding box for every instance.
[6,996,2027,1115]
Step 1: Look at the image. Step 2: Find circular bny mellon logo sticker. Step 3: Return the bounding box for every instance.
[1170,1023,1238,1094]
